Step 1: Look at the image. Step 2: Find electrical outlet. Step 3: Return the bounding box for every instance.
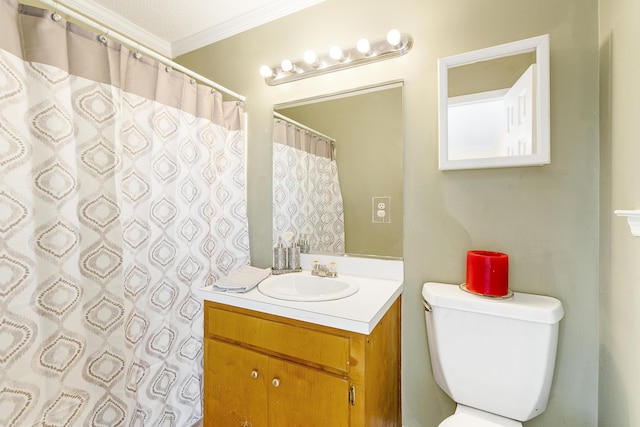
[372,196,391,223]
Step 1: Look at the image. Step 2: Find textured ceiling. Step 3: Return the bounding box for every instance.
[63,0,324,57]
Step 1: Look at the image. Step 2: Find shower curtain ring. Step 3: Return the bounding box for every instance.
[51,2,62,22]
[133,43,142,59]
[97,28,109,44]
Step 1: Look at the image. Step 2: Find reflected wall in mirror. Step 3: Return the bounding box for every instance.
[273,82,403,258]
[438,34,550,170]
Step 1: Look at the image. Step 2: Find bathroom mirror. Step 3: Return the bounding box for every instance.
[272,81,403,258]
[438,34,550,170]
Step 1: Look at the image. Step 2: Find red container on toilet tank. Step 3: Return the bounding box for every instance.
[465,250,509,297]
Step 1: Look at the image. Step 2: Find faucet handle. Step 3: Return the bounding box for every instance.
[310,260,338,277]
[328,262,337,276]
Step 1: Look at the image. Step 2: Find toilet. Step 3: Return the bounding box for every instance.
[422,282,564,426]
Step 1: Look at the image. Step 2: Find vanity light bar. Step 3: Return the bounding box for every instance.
[260,30,413,86]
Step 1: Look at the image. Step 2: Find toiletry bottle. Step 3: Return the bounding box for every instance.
[273,238,287,271]
[299,234,310,253]
[287,242,301,270]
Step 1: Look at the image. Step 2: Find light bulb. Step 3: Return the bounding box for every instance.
[356,38,371,55]
[329,46,343,61]
[303,50,317,65]
[281,59,293,72]
[259,65,273,78]
[387,29,402,47]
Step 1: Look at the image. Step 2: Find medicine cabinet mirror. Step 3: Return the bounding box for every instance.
[438,34,550,170]
[272,81,403,258]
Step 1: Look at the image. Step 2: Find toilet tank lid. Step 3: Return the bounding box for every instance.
[422,282,564,324]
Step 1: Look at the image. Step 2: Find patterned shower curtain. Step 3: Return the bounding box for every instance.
[272,118,345,253]
[0,1,249,426]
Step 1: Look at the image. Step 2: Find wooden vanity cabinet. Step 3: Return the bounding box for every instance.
[203,298,401,427]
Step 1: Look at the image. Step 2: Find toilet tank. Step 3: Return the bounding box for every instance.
[422,282,564,422]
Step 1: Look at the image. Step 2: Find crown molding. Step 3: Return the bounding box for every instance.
[46,0,325,58]
[58,0,173,57]
[171,0,325,58]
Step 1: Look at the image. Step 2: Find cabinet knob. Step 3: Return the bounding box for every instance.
[272,378,280,388]
[251,370,259,379]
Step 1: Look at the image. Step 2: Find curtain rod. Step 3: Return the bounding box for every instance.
[273,112,336,143]
[35,0,246,102]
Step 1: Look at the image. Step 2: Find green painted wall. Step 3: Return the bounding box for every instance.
[178,0,600,425]
[599,0,640,425]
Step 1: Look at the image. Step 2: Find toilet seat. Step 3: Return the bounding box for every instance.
[438,405,522,427]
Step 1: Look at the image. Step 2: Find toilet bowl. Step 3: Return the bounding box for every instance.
[422,282,564,426]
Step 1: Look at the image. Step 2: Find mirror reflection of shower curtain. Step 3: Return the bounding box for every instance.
[273,118,345,253]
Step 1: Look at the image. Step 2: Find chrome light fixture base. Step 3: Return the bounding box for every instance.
[261,32,413,86]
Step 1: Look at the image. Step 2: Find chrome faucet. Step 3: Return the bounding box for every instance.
[311,261,338,278]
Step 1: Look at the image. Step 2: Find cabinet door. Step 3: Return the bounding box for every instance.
[268,357,350,427]
[204,339,269,426]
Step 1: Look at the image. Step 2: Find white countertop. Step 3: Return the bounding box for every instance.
[197,270,403,335]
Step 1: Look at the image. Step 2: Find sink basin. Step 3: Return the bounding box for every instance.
[258,274,359,302]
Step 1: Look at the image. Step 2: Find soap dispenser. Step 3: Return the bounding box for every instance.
[273,237,287,271]
[287,241,301,270]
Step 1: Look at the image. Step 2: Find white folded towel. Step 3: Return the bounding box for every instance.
[212,265,271,293]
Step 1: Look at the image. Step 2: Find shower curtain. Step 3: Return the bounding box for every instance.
[0,1,249,426]
[272,118,345,253]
